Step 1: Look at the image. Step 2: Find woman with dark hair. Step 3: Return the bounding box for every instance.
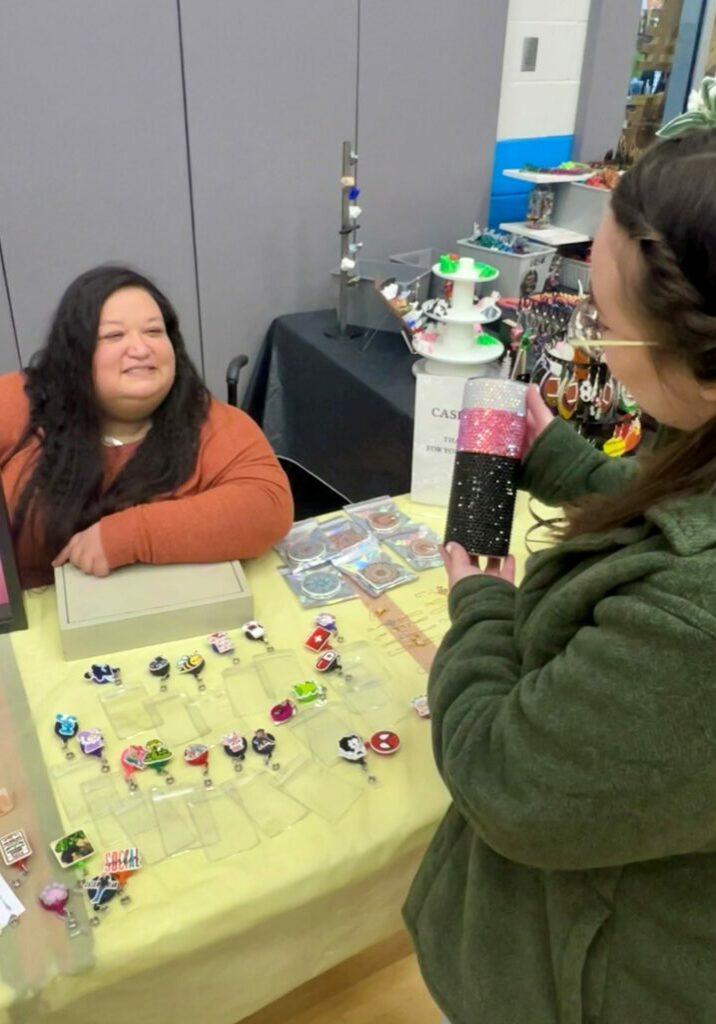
[406,130,716,1023]
[0,266,292,587]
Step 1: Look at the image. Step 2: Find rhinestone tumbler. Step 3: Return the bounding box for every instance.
[444,379,527,558]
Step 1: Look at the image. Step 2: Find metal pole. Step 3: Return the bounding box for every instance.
[338,140,352,338]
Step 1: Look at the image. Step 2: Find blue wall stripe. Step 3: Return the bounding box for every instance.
[488,134,575,228]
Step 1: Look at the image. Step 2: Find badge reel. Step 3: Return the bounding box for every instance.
[54,714,79,760]
[338,735,377,784]
[221,732,248,772]
[148,656,171,691]
[83,874,120,926]
[83,663,122,686]
[177,653,207,693]
[290,681,327,705]
[39,883,81,937]
[78,729,110,773]
[315,611,345,644]
[103,847,141,906]
[270,700,298,726]
[314,649,352,681]
[184,744,213,788]
[208,632,240,663]
[242,621,274,653]
[300,569,343,604]
[252,729,280,771]
[120,745,147,792]
[0,830,32,887]
[143,739,175,785]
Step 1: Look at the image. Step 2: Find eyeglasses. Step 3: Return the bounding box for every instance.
[567,298,657,360]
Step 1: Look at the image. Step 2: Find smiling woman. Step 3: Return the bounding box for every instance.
[0,266,293,587]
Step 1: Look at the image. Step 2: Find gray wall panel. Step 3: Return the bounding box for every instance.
[574,0,643,161]
[180,0,358,400]
[0,1,201,369]
[357,0,509,261]
[0,267,20,375]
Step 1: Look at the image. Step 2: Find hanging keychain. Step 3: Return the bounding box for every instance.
[177,653,207,693]
[338,735,377,784]
[120,744,147,792]
[78,729,110,773]
[0,829,32,887]
[143,739,175,785]
[221,732,248,772]
[148,656,171,691]
[251,729,280,771]
[242,621,274,653]
[183,744,213,788]
[54,714,79,760]
[39,883,81,937]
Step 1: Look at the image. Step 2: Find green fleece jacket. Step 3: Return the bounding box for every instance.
[404,419,716,1024]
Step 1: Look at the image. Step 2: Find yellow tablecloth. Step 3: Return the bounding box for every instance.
[0,495,541,1024]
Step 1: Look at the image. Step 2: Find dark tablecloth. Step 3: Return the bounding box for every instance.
[243,310,418,501]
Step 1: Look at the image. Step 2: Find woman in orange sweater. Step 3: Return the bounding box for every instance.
[0,265,293,588]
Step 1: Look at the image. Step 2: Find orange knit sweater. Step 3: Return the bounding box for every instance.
[0,372,293,588]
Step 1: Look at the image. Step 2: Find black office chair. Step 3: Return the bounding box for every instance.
[226,355,348,520]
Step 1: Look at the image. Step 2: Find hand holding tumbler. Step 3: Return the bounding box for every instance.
[444,379,527,558]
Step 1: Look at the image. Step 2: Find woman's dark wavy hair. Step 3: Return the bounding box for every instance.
[566,128,716,537]
[5,265,209,554]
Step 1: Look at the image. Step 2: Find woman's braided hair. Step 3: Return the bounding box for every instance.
[566,128,716,537]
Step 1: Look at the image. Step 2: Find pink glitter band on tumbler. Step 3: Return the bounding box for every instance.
[457,408,526,459]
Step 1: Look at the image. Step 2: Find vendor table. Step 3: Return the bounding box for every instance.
[0,494,541,1024]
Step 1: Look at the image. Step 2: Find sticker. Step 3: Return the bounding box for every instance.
[270,700,297,725]
[367,730,401,756]
[0,830,32,868]
[304,626,332,653]
[50,830,95,868]
[83,664,121,686]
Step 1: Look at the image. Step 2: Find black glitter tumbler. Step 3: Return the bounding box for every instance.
[444,378,527,558]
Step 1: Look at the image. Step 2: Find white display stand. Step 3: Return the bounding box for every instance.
[412,256,505,377]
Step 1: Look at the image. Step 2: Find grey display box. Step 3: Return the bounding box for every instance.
[553,183,611,239]
[55,560,253,661]
[332,258,431,333]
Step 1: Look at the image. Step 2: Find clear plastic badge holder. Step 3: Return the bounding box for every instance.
[99,684,162,740]
[288,702,354,767]
[187,787,260,860]
[187,689,239,733]
[320,515,371,556]
[225,772,307,838]
[51,757,109,821]
[221,662,275,715]
[253,649,305,702]
[151,785,207,859]
[81,774,129,849]
[143,692,210,747]
[274,518,330,573]
[335,642,407,731]
[344,496,416,537]
[278,565,357,609]
[383,525,444,570]
[332,537,417,597]
[275,756,363,824]
[112,793,166,865]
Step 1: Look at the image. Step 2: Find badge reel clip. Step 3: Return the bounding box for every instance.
[0,829,32,887]
[39,883,81,937]
[338,735,377,784]
[177,653,207,693]
[78,728,111,773]
[148,656,171,692]
[54,714,79,761]
[143,739,175,785]
[242,621,274,653]
[83,663,122,686]
[252,729,280,771]
[184,744,213,788]
[208,631,240,664]
[222,732,248,772]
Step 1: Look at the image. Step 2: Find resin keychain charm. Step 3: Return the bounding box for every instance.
[78,729,110,773]
[39,883,81,937]
[148,656,171,691]
[221,732,248,772]
[242,621,274,652]
[83,663,121,686]
[252,728,280,770]
[177,653,207,692]
[270,700,297,726]
[184,744,213,788]
[143,739,175,785]
[54,714,79,760]
[338,735,377,784]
